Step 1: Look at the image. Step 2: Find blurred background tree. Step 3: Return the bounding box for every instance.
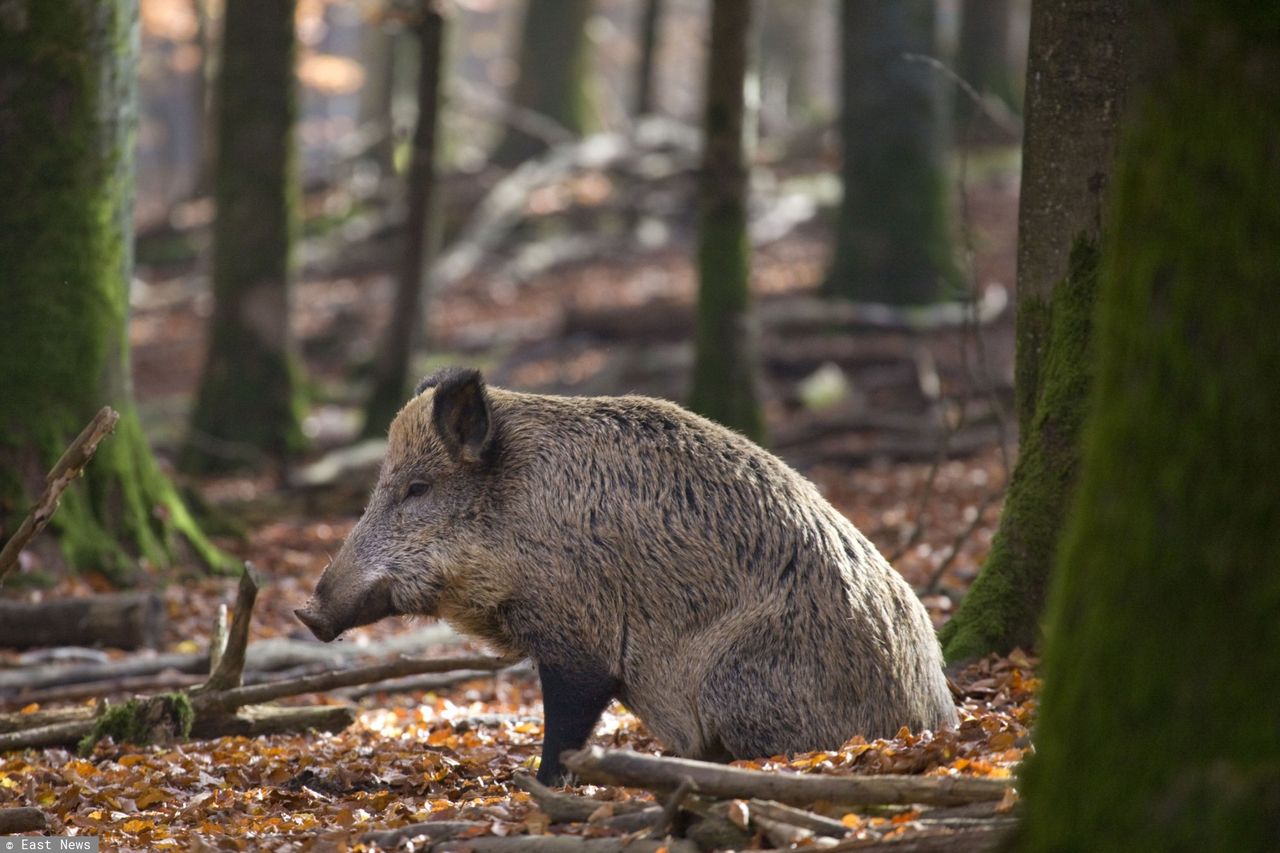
[955,0,1020,138]
[362,1,448,437]
[689,0,764,442]
[181,0,307,473]
[491,0,596,167]
[823,0,956,305]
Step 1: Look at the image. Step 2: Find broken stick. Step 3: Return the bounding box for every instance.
[564,747,1012,808]
[193,562,261,694]
[0,406,119,587]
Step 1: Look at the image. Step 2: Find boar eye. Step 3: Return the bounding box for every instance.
[405,481,431,500]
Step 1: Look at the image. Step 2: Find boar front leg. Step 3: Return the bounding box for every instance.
[536,662,619,785]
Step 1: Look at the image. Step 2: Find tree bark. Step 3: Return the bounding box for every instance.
[688,0,765,443]
[940,0,1133,663]
[823,0,955,304]
[0,0,224,581]
[182,0,306,473]
[491,0,595,167]
[363,3,447,437]
[1014,8,1280,850]
[1011,0,1132,436]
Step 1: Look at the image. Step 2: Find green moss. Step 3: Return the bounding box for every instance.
[1015,14,1280,850]
[0,0,228,580]
[1013,293,1051,440]
[941,238,1098,663]
[78,693,195,755]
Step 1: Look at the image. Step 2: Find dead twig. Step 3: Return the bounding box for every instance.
[0,406,119,586]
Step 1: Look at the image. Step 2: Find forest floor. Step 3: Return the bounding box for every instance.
[1,150,1030,851]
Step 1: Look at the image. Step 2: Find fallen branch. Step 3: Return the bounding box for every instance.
[0,717,99,751]
[0,406,119,587]
[733,799,850,837]
[192,653,510,714]
[513,770,654,824]
[564,747,1012,808]
[0,807,47,833]
[0,705,99,735]
[434,838,697,853]
[0,651,208,695]
[0,624,462,697]
[336,667,510,701]
[360,820,487,848]
[188,704,354,739]
[823,824,1008,852]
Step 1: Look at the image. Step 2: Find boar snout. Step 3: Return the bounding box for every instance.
[293,604,340,642]
[295,561,396,642]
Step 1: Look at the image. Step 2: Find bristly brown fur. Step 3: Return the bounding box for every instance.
[298,369,957,764]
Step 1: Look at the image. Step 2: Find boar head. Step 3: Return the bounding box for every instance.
[295,367,496,642]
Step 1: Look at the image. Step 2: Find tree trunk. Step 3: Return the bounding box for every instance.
[0,0,223,582]
[491,0,595,167]
[822,0,954,305]
[357,10,399,179]
[688,0,764,443]
[182,0,306,473]
[1011,0,1132,437]
[362,4,447,438]
[1015,9,1280,848]
[955,0,1018,136]
[939,0,1133,663]
[633,0,662,116]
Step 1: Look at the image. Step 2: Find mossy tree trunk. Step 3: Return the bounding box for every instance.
[1015,8,1280,848]
[822,0,954,305]
[956,0,1019,138]
[491,0,595,167]
[182,0,306,473]
[689,0,764,443]
[633,0,662,116]
[939,0,1133,663]
[1010,0,1132,438]
[363,3,447,438]
[0,1,225,583]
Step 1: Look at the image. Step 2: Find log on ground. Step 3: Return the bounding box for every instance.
[564,747,1012,808]
[0,592,164,651]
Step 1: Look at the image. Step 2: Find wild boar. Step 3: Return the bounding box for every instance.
[296,367,956,783]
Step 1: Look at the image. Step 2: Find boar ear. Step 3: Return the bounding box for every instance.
[429,368,492,463]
